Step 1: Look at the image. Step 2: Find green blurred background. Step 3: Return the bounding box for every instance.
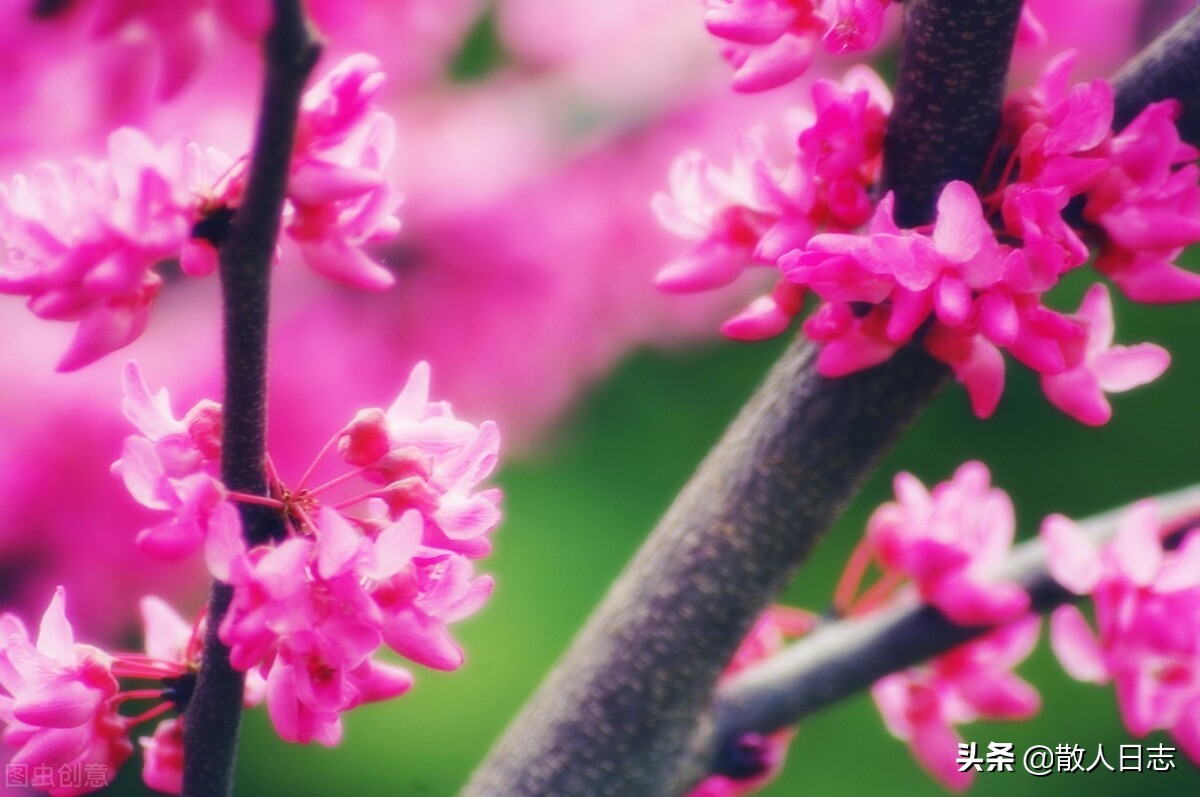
[104,266,1200,795]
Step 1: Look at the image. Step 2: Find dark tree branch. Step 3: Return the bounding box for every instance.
[705,485,1200,773]
[462,3,1023,795]
[882,0,1023,225]
[465,342,947,797]
[1114,6,1200,137]
[182,3,321,796]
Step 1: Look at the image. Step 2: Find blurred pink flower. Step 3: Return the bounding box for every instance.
[702,0,889,92]
[0,588,131,796]
[140,716,184,795]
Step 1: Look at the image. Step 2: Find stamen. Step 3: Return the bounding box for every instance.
[295,429,344,491]
[832,538,873,615]
[126,701,174,728]
[227,490,286,510]
[306,465,370,499]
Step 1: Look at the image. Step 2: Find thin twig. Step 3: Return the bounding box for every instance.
[182,3,321,796]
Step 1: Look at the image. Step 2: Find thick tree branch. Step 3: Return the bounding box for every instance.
[882,0,1023,225]
[705,485,1200,773]
[462,3,1022,795]
[182,4,321,796]
[1113,7,1200,138]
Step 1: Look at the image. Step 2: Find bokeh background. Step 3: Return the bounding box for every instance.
[2,1,1199,795]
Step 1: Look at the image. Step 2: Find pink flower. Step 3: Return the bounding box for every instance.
[873,618,1041,790]
[91,0,278,99]
[703,0,890,92]
[112,361,239,561]
[655,67,889,337]
[1087,101,1200,303]
[287,54,402,291]
[656,48,1194,423]
[867,462,1029,626]
[217,509,432,742]
[1041,502,1200,761]
[1040,284,1169,425]
[211,360,501,744]
[0,129,197,370]
[0,56,403,368]
[140,717,184,795]
[335,361,503,556]
[0,588,132,796]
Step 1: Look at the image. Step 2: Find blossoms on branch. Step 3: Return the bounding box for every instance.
[112,360,234,564]
[116,359,501,746]
[863,462,1029,626]
[872,618,1042,790]
[0,54,401,370]
[1041,501,1200,762]
[286,53,402,291]
[0,588,196,796]
[657,51,1198,424]
[653,66,890,338]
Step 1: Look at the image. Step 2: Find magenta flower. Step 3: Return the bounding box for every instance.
[0,584,210,795]
[0,55,403,369]
[867,462,1029,626]
[287,54,402,291]
[1040,284,1169,425]
[873,618,1041,790]
[140,717,184,795]
[112,361,238,561]
[657,48,1192,423]
[0,129,197,370]
[1041,502,1200,762]
[205,360,501,744]
[1087,100,1200,303]
[655,67,889,336]
[0,588,131,796]
[703,0,890,92]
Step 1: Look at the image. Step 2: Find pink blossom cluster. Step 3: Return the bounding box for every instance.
[872,618,1042,791]
[112,361,230,564]
[658,53,1191,424]
[654,66,890,340]
[864,462,1029,626]
[854,464,1041,789]
[702,0,891,92]
[689,607,816,797]
[708,463,1044,793]
[1042,501,1200,763]
[0,587,196,795]
[114,360,501,746]
[0,54,400,371]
